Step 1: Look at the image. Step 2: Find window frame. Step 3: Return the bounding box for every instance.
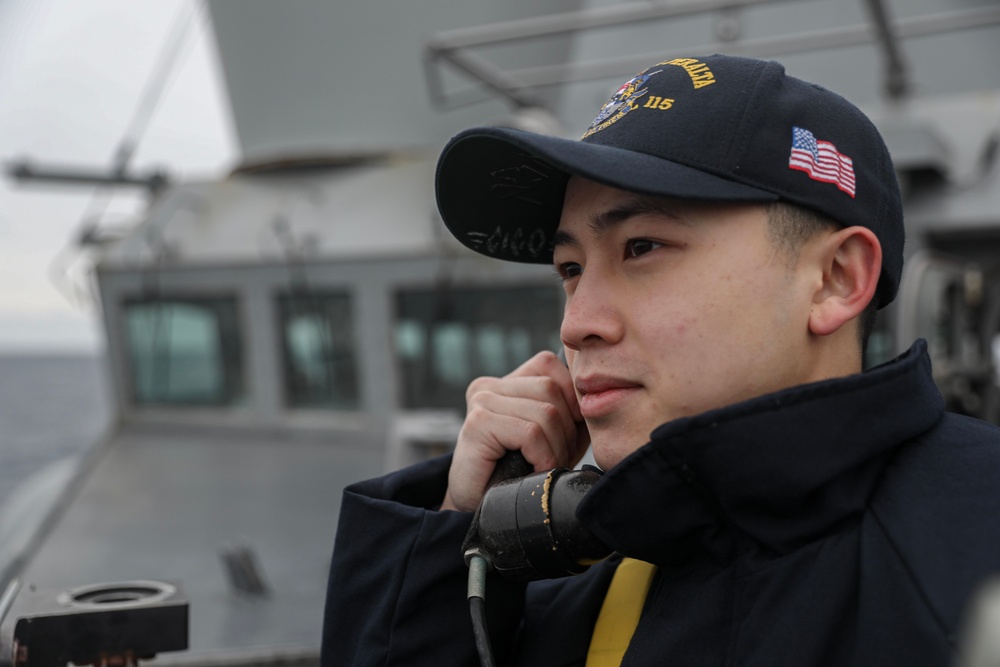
[393,282,563,411]
[122,294,246,408]
[276,289,362,411]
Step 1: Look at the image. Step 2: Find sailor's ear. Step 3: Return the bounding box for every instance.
[808,226,881,337]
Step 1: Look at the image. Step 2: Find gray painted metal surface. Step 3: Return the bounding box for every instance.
[205,0,583,163]
[95,155,456,269]
[5,0,1000,664]
[16,423,383,665]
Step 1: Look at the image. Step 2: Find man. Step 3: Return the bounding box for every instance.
[321,54,1000,666]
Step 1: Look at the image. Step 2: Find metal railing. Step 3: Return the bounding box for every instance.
[425,0,1000,110]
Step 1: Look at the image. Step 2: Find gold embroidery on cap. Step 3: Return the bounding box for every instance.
[659,58,716,89]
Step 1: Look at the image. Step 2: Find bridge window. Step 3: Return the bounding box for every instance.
[124,297,244,406]
[279,292,360,409]
[395,285,562,410]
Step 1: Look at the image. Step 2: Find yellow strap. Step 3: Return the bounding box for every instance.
[585,558,658,667]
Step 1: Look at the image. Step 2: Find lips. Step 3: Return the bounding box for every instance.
[575,375,642,419]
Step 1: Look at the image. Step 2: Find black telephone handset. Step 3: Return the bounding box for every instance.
[462,452,612,666]
[461,351,612,666]
[462,450,612,582]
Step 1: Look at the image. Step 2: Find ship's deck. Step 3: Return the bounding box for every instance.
[13,422,386,666]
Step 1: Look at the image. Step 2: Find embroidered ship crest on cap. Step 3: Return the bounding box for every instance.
[582,70,661,139]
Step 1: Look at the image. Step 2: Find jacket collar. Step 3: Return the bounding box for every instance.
[576,340,945,564]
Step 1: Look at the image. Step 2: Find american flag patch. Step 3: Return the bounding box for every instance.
[788,126,856,198]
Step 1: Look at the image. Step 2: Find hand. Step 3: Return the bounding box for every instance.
[441,351,590,512]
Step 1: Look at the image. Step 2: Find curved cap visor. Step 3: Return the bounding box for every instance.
[435,126,779,265]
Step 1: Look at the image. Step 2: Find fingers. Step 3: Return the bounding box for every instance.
[504,351,583,423]
[441,351,589,512]
[471,352,583,469]
[467,380,578,461]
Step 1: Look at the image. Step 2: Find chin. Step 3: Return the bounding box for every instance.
[592,441,638,472]
[590,421,662,470]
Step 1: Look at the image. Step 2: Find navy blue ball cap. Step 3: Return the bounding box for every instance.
[435,54,904,307]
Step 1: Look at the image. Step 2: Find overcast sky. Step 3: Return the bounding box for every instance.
[0,0,236,353]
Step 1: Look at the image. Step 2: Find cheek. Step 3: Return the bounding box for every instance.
[711,256,782,312]
[652,279,765,356]
[638,308,697,346]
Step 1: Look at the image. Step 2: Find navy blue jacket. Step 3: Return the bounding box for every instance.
[321,341,1000,666]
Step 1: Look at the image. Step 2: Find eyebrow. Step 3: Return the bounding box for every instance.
[552,194,692,249]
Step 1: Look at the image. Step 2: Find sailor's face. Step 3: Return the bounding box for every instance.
[554,177,815,470]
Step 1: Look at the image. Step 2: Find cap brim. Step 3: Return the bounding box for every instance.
[436,126,780,264]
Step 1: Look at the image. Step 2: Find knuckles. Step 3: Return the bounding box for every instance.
[465,375,499,403]
[520,420,546,445]
[462,404,493,432]
[537,401,565,429]
[529,449,560,471]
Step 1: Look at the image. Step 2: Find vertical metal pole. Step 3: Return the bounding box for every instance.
[861,0,910,101]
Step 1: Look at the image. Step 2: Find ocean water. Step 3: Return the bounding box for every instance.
[0,355,111,507]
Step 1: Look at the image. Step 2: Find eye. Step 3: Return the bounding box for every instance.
[625,238,663,258]
[555,262,583,280]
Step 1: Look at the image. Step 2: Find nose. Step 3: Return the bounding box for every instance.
[560,270,625,351]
